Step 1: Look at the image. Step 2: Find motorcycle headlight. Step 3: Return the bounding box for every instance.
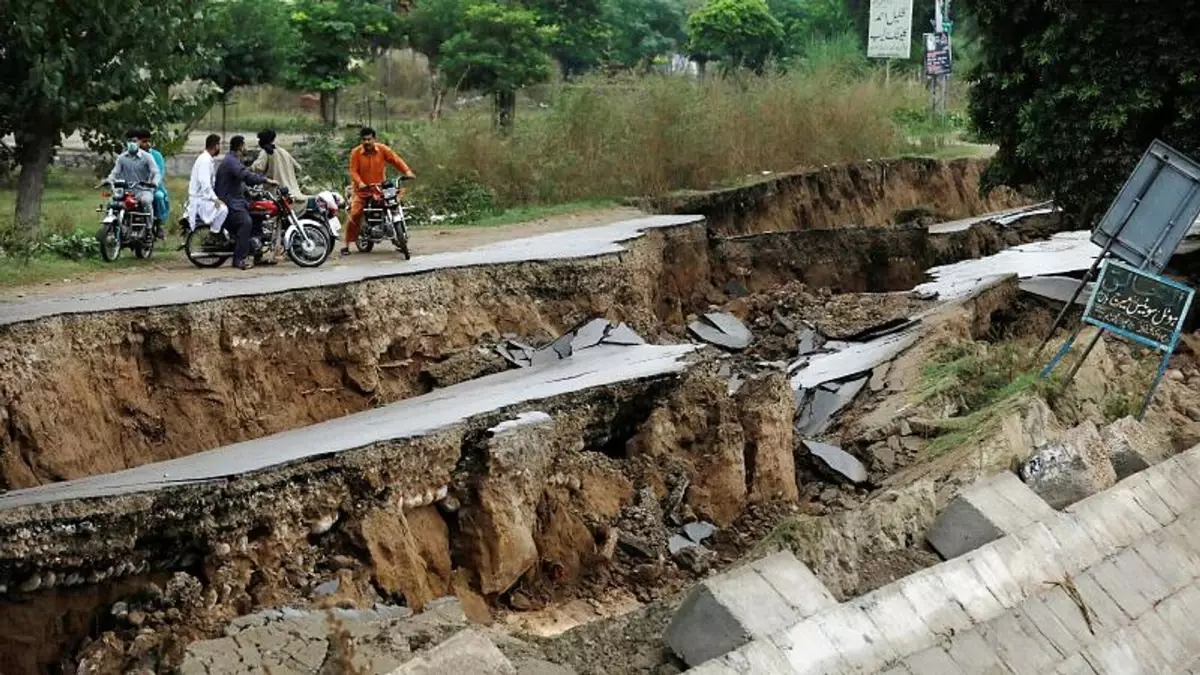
[384,188,397,199]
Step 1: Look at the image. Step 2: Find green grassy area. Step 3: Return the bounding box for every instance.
[464,199,620,228]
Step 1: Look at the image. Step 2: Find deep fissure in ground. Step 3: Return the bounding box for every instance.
[0,161,1051,673]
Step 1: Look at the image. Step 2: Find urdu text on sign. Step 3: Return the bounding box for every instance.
[867,0,914,59]
[1083,260,1194,351]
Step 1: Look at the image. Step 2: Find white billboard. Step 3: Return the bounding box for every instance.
[867,0,914,59]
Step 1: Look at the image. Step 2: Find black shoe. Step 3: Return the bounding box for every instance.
[235,260,252,270]
[340,247,352,257]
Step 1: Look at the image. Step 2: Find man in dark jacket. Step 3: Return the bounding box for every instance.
[215,135,275,270]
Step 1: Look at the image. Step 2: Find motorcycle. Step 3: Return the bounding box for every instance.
[96,180,157,261]
[355,177,412,259]
[305,190,346,243]
[183,185,332,268]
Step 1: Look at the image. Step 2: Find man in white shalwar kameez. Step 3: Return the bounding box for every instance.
[187,134,228,234]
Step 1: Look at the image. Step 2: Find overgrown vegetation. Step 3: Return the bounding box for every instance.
[392,64,918,206]
[914,340,1064,456]
[966,0,1200,222]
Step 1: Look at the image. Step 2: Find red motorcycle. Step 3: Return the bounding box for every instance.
[184,185,331,268]
[354,177,412,259]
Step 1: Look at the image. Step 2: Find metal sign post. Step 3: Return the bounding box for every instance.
[1036,140,1200,357]
[1046,260,1195,420]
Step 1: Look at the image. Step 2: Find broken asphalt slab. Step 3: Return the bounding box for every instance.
[0,215,704,327]
[802,439,869,484]
[0,343,696,510]
[912,230,1098,302]
[689,312,753,351]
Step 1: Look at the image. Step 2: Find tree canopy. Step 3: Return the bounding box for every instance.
[0,0,207,229]
[966,0,1200,223]
[441,2,554,131]
[201,0,298,104]
[687,0,784,74]
[285,0,402,126]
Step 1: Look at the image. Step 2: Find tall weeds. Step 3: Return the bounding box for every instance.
[391,64,921,206]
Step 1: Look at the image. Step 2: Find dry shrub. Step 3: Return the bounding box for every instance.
[395,64,922,207]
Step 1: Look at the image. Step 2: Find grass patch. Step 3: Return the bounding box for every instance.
[465,199,619,228]
[914,340,1065,456]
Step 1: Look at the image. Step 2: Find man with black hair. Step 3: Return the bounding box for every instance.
[215,135,275,270]
[251,129,303,199]
[136,129,169,239]
[98,128,159,219]
[342,126,414,257]
[186,134,227,238]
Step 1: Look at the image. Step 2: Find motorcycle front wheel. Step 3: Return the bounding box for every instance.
[184,228,229,268]
[97,224,121,262]
[287,222,332,268]
[391,226,410,260]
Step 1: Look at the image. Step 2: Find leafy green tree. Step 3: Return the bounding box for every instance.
[687,0,784,75]
[0,0,207,230]
[603,0,689,72]
[202,0,299,132]
[403,0,472,118]
[966,0,1200,223]
[285,0,401,126]
[441,2,554,132]
[524,0,611,78]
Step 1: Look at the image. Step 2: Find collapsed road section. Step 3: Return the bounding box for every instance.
[0,171,1096,671]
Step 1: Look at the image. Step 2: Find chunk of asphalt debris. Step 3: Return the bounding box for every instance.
[603,322,647,346]
[796,325,826,356]
[570,317,611,351]
[683,521,717,544]
[803,439,869,484]
[688,312,753,351]
[795,374,869,437]
[312,578,340,597]
[495,341,534,368]
[669,534,698,555]
[528,318,650,366]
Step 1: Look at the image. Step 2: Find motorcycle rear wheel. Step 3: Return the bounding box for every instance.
[184,228,229,268]
[356,236,375,253]
[133,235,155,259]
[97,224,121,262]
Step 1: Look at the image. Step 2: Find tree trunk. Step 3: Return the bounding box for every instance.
[494,90,516,135]
[319,92,333,126]
[332,90,340,128]
[221,94,229,136]
[13,128,56,234]
[430,67,445,121]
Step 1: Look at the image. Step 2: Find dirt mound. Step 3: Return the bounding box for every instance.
[639,157,1030,235]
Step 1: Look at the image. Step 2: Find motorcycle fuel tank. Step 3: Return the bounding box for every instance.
[250,200,277,215]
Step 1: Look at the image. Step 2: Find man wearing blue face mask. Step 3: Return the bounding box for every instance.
[98,129,160,220]
[136,130,170,240]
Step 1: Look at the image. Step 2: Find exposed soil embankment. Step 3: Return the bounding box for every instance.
[714,212,1065,294]
[0,225,712,491]
[637,157,1031,235]
[0,212,1071,493]
[0,359,803,674]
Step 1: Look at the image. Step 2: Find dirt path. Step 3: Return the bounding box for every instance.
[0,206,645,302]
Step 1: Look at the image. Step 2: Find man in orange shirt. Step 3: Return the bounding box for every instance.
[342,126,416,257]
